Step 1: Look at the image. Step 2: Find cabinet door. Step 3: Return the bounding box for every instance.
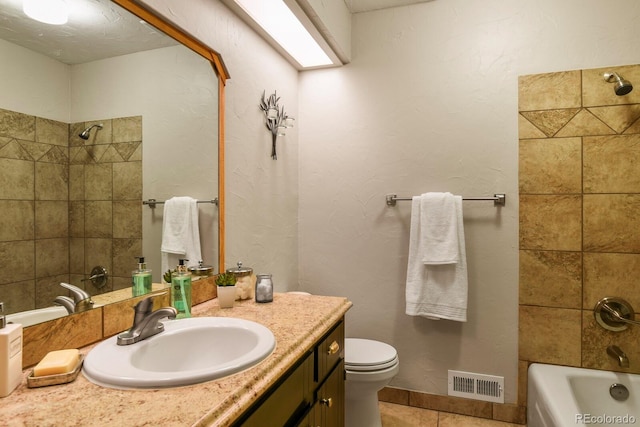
[238,352,314,427]
[317,360,345,427]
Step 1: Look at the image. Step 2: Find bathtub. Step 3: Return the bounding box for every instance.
[528,363,640,427]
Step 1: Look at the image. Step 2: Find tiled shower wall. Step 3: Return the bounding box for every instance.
[0,108,142,314]
[518,64,640,404]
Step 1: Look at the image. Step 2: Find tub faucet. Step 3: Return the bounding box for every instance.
[54,283,94,313]
[607,345,629,368]
[117,297,177,345]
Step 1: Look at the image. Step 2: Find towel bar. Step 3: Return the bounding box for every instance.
[386,194,505,207]
[143,198,219,209]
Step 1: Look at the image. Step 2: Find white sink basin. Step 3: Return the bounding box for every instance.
[83,317,276,389]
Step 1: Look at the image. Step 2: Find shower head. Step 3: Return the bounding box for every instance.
[604,72,633,96]
[78,124,103,140]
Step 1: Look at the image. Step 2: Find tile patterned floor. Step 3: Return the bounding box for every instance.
[380,402,525,427]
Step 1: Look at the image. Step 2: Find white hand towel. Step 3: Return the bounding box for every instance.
[406,192,468,322]
[161,196,202,279]
[420,192,460,264]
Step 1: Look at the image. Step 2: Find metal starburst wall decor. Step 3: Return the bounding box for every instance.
[259,91,294,160]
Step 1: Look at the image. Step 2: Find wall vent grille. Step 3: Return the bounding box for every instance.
[447,370,504,403]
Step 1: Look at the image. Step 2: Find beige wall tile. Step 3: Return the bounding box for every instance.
[112,238,142,278]
[492,403,526,425]
[519,305,581,365]
[520,109,579,137]
[584,194,640,252]
[584,134,640,193]
[84,238,112,294]
[379,386,410,405]
[519,137,581,194]
[35,238,69,278]
[519,71,581,111]
[0,241,34,285]
[35,162,68,201]
[35,201,68,239]
[517,360,529,406]
[583,65,640,107]
[0,158,34,199]
[113,116,142,143]
[519,195,582,251]
[36,117,68,146]
[69,164,84,201]
[69,201,84,238]
[583,252,640,310]
[518,114,546,139]
[35,273,70,308]
[0,108,35,141]
[85,201,112,238]
[0,200,34,241]
[84,163,113,200]
[588,105,640,134]
[113,201,141,239]
[69,238,84,275]
[555,109,615,137]
[113,161,142,200]
[0,280,35,313]
[582,311,640,372]
[519,250,581,308]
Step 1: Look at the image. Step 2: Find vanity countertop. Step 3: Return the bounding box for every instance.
[4,293,352,427]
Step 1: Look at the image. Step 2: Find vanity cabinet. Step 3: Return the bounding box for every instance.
[235,319,345,427]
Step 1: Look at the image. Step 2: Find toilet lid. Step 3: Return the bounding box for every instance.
[345,338,398,371]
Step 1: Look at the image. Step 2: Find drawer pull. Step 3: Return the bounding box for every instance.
[320,397,333,407]
[327,341,340,355]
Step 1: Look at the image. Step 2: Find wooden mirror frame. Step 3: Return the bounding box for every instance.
[113,0,228,270]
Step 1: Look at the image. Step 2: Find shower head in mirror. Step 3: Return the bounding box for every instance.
[78,124,103,140]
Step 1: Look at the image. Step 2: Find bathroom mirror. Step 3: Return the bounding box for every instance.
[0,0,227,324]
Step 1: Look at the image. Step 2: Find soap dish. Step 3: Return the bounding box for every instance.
[27,355,84,388]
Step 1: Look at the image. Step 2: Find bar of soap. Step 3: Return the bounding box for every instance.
[33,349,80,377]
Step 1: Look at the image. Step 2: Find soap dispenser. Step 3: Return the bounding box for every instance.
[171,259,192,318]
[0,302,22,398]
[132,256,152,297]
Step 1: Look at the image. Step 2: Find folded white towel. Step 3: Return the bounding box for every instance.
[161,197,202,279]
[420,192,460,264]
[406,192,468,322]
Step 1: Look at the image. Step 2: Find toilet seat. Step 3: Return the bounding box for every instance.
[345,338,399,372]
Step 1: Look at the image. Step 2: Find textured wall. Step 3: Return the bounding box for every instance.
[519,65,640,399]
[299,0,640,404]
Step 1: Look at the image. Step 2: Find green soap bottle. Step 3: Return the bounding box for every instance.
[132,256,152,297]
[171,259,192,318]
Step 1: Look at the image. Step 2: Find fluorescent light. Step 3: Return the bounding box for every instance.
[233,0,333,68]
[23,0,69,25]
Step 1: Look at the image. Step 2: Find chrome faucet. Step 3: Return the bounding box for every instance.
[607,345,630,368]
[117,297,177,345]
[54,283,94,314]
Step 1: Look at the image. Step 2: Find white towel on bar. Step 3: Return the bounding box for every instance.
[161,196,202,279]
[405,192,468,322]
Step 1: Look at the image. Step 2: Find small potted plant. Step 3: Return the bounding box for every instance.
[215,272,237,308]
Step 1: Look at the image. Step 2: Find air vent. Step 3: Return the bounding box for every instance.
[447,370,504,403]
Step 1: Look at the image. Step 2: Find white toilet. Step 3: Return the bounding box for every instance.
[345,338,399,427]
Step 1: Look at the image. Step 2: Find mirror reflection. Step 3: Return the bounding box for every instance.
[0,0,219,325]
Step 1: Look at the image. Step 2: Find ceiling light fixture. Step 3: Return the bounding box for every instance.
[229,0,334,69]
[23,0,70,25]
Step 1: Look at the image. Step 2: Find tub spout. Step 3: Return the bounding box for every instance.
[607,345,629,368]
